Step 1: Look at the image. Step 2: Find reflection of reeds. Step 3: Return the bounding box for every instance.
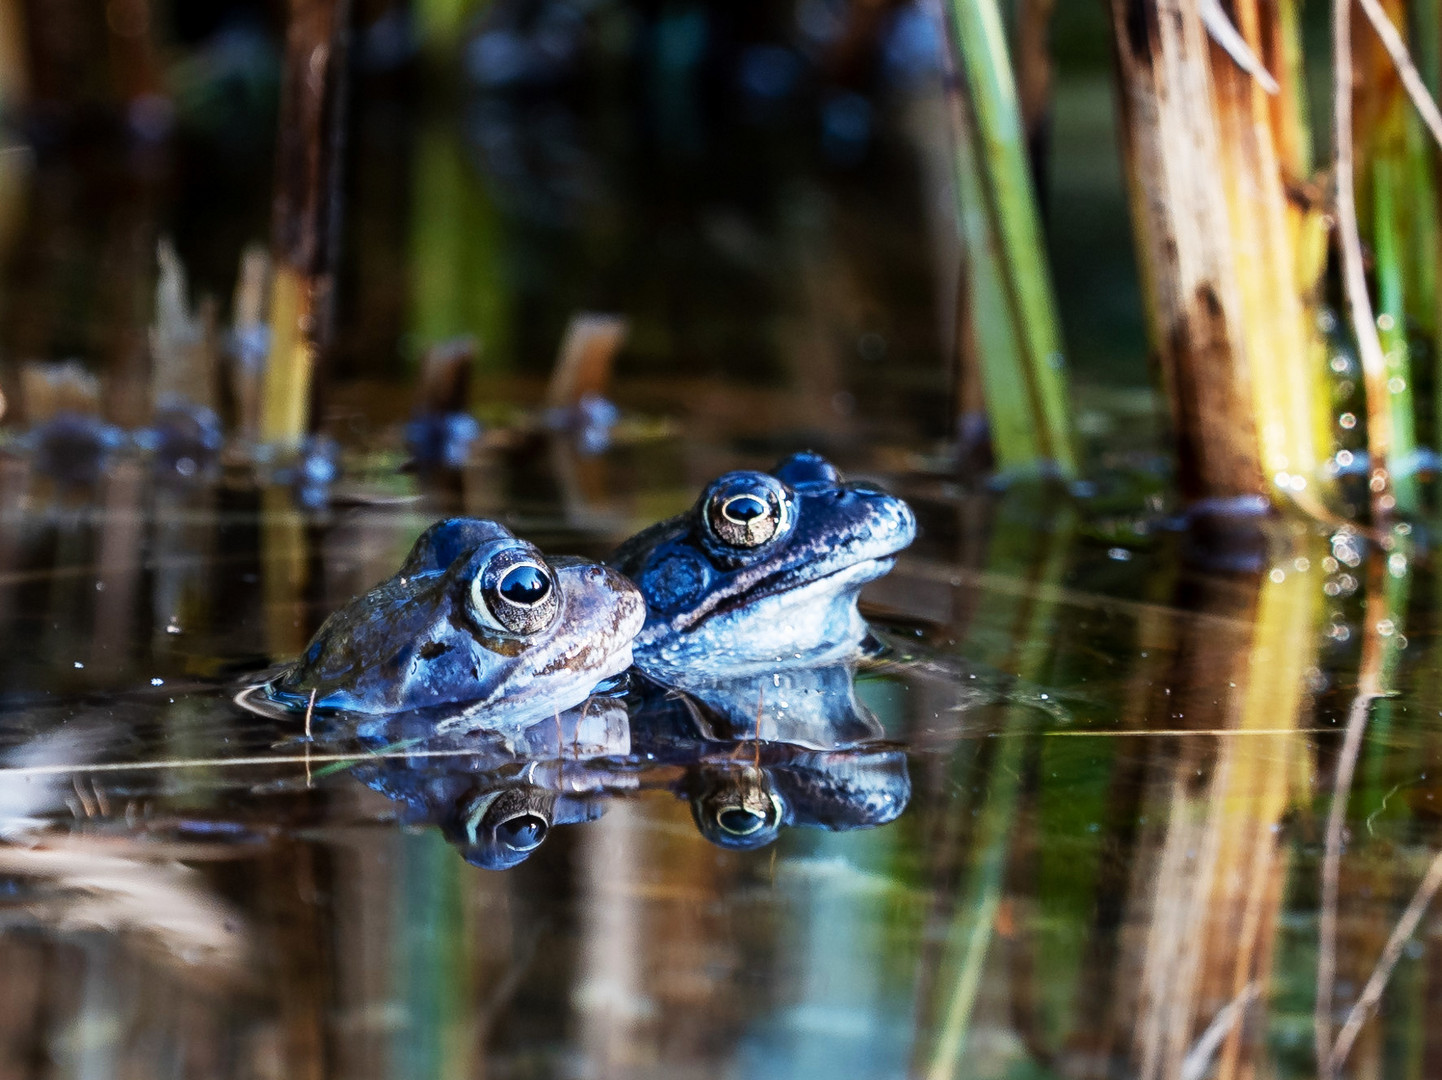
[918,498,1074,1077]
[261,484,311,659]
[1316,545,1411,1076]
[1089,541,1322,1080]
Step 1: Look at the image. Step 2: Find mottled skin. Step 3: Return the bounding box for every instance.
[629,662,911,850]
[263,519,645,726]
[608,452,916,679]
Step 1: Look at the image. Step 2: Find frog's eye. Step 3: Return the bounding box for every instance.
[496,812,549,852]
[704,475,790,549]
[716,807,768,836]
[469,550,560,635]
[454,788,556,868]
[690,766,785,850]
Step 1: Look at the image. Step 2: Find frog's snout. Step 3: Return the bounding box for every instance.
[566,561,647,645]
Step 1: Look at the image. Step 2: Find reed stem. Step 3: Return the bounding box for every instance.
[260,0,350,448]
[943,0,1077,478]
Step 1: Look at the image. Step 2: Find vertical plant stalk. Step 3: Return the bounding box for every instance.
[1371,149,1420,510]
[1358,0,1442,509]
[943,0,1078,478]
[941,54,1040,467]
[1353,0,1432,514]
[1108,1,1265,502]
[0,0,27,118]
[261,0,351,448]
[1013,0,1056,205]
[1110,0,1336,512]
[1212,0,1334,515]
[1359,0,1442,143]
[1334,0,1397,520]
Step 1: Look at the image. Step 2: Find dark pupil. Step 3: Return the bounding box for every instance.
[725,495,768,523]
[497,814,548,850]
[498,565,550,606]
[717,808,765,835]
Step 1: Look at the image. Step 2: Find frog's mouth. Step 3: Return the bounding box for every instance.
[691,553,898,629]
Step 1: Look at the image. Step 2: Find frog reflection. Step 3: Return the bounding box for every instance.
[609,451,916,680]
[345,694,635,870]
[630,662,911,851]
[260,518,645,728]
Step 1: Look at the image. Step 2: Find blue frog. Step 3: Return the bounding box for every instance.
[608,451,916,679]
[261,518,645,728]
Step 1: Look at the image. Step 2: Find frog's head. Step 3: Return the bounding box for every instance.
[609,452,915,677]
[267,519,645,724]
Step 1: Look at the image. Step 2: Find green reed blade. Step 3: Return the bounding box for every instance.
[1373,152,1421,513]
[950,95,1045,468]
[945,0,1077,478]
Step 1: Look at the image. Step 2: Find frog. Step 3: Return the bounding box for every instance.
[608,451,916,679]
[260,518,646,728]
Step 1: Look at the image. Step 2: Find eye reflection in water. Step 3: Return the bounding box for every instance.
[332,659,911,867]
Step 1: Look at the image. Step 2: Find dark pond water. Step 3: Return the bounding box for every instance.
[2,8,1439,1080]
